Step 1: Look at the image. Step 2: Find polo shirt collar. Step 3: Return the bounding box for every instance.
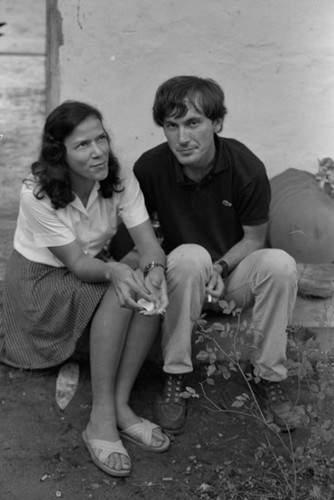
[172,134,229,184]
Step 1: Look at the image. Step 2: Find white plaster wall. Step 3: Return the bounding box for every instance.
[57,0,334,178]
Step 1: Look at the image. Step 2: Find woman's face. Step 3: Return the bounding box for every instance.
[64,115,110,186]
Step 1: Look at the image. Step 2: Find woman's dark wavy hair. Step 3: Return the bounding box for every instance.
[153,75,228,131]
[31,100,123,209]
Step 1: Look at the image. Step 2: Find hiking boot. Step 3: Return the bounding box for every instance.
[253,378,300,431]
[155,374,187,435]
[218,370,256,420]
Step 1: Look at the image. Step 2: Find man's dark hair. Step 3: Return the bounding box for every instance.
[31,100,122,209]
[153,75,228,128]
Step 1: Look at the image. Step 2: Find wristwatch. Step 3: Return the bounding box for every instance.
[143,261,165,278]
[215,260,230,279]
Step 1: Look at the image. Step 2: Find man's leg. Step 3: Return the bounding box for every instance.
[156,244,212,434]
[222,248,299,429]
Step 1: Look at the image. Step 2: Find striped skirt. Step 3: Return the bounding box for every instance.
[0,250,109,369]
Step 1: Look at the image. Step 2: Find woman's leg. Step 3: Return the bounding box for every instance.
[114,312,165,446]
[87,286,133,472]
[87,286,164,470]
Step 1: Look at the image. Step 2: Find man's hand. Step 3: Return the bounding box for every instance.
[205,264,225,303]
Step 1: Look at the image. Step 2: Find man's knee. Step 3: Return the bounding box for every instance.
[166,244,212,277]
[260,249,297,283]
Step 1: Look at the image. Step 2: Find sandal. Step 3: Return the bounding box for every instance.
[82,430,131,477]
[119,418,170,452]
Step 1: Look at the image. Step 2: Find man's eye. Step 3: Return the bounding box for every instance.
[98,134,107,142]
[189,121,199,127]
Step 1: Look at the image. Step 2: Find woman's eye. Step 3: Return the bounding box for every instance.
[76,141,88,149]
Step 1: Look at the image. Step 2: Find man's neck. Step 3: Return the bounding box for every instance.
[182,160,215,183]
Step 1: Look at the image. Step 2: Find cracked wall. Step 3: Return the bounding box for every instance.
[50,0,334,178]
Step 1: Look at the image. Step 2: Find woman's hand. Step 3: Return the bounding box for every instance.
[106,261,153,310]
[140,267,168,315]
[205,264,225,304]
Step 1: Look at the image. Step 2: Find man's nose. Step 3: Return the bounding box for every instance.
[178,127,189,144]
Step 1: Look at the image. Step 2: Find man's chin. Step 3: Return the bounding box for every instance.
[175,153,196,165]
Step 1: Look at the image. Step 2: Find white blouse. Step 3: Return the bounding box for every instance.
[14,165,149,267]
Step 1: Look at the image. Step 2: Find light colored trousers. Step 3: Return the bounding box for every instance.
[162,244,298,382]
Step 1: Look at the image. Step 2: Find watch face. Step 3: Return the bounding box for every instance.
[144,262,165,278]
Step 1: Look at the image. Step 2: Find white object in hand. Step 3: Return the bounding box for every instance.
[137,298,155,312]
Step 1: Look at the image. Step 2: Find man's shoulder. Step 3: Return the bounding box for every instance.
[135,142,171,168]
[221,137,264,167]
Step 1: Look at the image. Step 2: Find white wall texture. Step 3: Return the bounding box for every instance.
[56,0,334,178]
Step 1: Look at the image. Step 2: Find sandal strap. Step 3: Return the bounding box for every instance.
[88,438,129,462]
[122,418,159,446]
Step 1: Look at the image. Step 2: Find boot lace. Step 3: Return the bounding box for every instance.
[163,375,184,404]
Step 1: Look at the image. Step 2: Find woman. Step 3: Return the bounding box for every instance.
[0,101,170,477]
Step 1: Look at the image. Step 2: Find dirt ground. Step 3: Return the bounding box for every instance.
[0,345,327,500]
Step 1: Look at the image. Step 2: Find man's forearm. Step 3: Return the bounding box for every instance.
[214,237,265,275]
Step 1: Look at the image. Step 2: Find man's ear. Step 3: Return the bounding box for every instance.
[213,119,223,134]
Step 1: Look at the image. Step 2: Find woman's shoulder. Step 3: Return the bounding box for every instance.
[116,164,137,188]
[20,175,53,211]
[21,173,36,191]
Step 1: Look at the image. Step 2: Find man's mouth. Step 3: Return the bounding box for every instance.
[177,148,195,154]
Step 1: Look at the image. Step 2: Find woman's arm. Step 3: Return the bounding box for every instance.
[49,241,153,310]
[127,220,165,271]
[128,219,168,313]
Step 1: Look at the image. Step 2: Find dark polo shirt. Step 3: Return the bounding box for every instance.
[134,135,271,261]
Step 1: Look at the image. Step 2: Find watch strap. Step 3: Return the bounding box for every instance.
[143,262,165,278]
[215,260,229,279]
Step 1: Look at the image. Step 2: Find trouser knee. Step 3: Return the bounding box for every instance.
[259,249,297,284]
[166,244,212,279]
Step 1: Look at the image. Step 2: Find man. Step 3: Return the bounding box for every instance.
[133,75,298,434]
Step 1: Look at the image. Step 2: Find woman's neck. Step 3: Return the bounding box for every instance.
[72,180,95,208]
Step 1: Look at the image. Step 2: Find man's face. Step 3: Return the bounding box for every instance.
[162,101,222,170]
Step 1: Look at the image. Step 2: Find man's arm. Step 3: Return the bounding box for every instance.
[214,222,267,273]
[206,223,267,303]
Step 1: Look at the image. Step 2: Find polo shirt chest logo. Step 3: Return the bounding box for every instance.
[222,200,232,207]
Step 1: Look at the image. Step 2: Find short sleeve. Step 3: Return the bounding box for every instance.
[20,189,76,247]
[237,171,271,226]
[117,167,149,228]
